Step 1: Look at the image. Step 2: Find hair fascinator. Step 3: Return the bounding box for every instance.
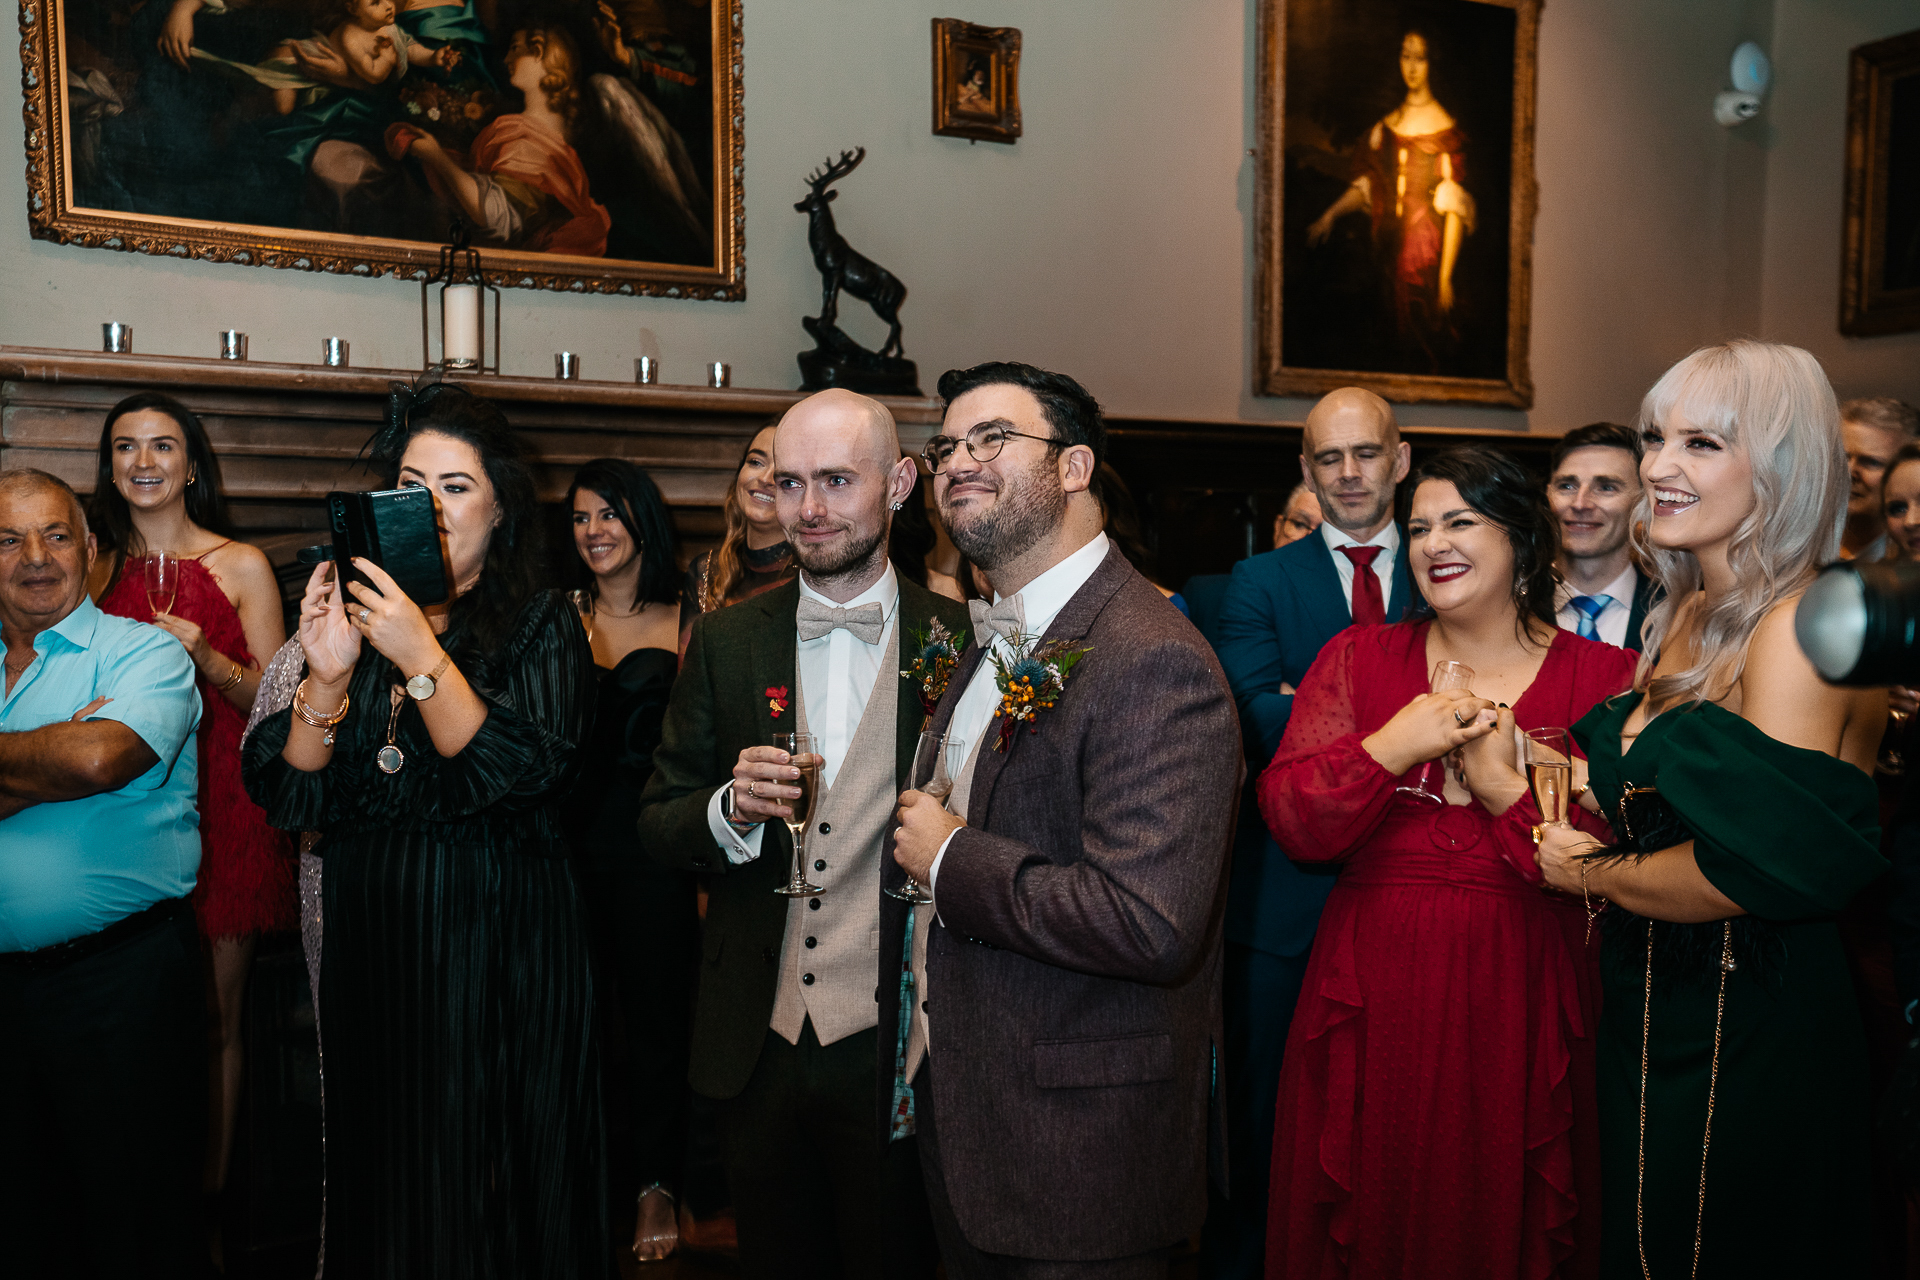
[362,370,449,469]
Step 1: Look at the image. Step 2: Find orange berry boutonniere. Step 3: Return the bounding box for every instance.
[989,632,1090,752]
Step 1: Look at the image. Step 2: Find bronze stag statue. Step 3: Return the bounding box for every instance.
[793,147,920,396]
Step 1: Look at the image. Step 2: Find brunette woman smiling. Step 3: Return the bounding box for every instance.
[1257,446,1634,1279]
[86,391,290,1207]
[564,458,694,1261]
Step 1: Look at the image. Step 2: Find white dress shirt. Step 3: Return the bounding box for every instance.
[1319,519,1401,617]
[1554,562,1638,648]
[705,565,901,863]
[928,532,1111,895]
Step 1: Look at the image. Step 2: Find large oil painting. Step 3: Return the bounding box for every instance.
[1841,28,1920,337]
[1256,0,1538,405]
[23,0,743,297]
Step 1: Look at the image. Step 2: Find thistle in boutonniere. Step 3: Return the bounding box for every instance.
[901,619,967,719]
[990,632,1091,752]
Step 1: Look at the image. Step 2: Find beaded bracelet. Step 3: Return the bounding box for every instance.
[293,678,351,747]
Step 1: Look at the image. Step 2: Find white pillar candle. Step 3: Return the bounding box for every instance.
[442,285,480,365]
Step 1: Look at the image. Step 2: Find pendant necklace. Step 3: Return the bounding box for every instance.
[376,683,406,774]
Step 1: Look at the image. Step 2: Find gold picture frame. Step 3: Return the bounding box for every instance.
[932,18,1020,145]
[1840,28,1920,337]
[21,0,745,299]
[1255,0,1539,406]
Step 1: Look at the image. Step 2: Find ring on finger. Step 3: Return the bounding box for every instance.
[746,781,758,799]
[1453,709,1469,727]
[359,607,371,624]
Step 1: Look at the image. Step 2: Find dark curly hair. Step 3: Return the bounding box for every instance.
[368,381,545,662]
[1403,445,1560,633]
[936,361,1107,468]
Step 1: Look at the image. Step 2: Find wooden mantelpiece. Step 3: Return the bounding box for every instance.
[0,347,944,527]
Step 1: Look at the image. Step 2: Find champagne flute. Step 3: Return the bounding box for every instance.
[567,588,594,643]
[1396,660,1474,804]
[887,730,967,905]
[143,550,178,618]
[1524,727,1573,826]
[771,731,824,897]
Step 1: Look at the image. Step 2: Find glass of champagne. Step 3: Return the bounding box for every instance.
[1524,727,1574,826]
[771,731,824,897]
[143,550,178,618]
[567,588,594,643]
[1396,660,1474,804]
[887,730,967,905]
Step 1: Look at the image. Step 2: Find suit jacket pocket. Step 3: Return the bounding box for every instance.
[1032,1032,1175,1089]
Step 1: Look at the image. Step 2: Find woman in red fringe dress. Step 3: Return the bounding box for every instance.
[1259,447,1634,1280]
[88,392,293,1202]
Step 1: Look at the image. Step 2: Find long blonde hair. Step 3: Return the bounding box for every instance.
[1632,340,1845,706]
[700,423,778,611]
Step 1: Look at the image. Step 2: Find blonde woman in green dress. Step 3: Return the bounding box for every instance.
[1535,340,1887,1277]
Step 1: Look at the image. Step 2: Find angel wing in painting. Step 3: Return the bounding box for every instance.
[589,72,710,254]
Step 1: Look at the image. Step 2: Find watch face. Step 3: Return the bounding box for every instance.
[406,674,435,700]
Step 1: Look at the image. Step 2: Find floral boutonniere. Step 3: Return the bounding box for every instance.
[766,685,790,719]
[989,632,1091,752]
[901,619,967,719]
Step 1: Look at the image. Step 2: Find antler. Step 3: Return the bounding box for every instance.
[803,147,867,192]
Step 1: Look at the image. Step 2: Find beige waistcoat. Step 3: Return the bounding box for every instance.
[769,623,900,1047]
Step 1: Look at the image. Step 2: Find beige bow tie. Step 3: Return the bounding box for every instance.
[968,595,1027,646]
[796,598,886,644]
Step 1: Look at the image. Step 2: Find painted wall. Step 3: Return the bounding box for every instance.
[0,1,1910,433]
[1757,0,1920,405]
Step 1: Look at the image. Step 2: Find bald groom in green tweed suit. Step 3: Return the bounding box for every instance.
[640,390,970,1280]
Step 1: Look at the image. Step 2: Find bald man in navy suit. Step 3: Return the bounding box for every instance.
[1200,388,1413,1278]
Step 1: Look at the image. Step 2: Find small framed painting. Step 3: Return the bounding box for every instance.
[1841,28,1920,337]
[932,18,1021,145]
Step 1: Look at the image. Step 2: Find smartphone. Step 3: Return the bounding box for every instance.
[296,488,450,607]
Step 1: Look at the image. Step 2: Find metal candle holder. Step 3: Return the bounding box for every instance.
[419,221,500,374]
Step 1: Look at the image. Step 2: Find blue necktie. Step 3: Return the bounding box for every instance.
[1569,594,1614,641]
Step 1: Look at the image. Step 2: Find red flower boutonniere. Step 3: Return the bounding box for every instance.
[766,685,790,719]
[901,619,968,720]
[989,632,1091,752]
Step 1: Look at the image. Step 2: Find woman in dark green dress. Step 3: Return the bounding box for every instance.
[243,384,607,1278]
[1536,340,1889,1277]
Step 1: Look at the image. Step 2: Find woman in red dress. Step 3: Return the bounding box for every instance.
[1259,447,1635,1280]
[87,392,292,1202]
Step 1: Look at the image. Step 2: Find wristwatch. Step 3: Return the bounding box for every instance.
[405,653,453,701]
[719,785,758,834]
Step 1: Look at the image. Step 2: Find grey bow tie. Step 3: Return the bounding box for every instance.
[796,598,886,644]
[968,595,1027,646]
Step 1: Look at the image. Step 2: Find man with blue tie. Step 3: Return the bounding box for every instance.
[1546,422,1656,652]
[1201,387,1413,1278]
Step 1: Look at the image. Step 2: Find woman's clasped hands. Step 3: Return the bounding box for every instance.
[1361,687,1499,781]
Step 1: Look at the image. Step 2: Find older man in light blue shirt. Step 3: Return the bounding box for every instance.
[0,469,204,1280]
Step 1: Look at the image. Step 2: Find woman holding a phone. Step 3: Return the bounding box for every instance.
[242,383,605,1277]
[86,391,291,1210]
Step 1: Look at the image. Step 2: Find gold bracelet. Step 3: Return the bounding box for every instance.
[293,678,350,747]
[216,660,245,693]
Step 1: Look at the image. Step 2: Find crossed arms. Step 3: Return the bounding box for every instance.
[0,699,158,821]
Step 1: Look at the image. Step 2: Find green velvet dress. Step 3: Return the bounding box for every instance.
[1575,693,1886,1278]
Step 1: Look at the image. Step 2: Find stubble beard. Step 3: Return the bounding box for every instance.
[1319,485,1393,539]
[944,458,1067,572]
[791,519,888,587]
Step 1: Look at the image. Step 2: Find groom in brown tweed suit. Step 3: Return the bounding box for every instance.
[885,363,1241,1279]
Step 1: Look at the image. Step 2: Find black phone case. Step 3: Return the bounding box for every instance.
[327,488,450,607]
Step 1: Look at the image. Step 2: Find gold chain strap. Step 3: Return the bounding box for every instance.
[1637,919,1734,1280]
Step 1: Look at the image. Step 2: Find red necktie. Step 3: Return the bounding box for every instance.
[1338,545,1386,627]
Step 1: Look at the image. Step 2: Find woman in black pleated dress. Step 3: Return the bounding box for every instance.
[243,383,607,1278]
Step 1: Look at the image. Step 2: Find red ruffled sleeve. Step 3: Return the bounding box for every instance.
[1254,628,1400,863]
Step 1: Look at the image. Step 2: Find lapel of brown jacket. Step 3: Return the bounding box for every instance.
[966,544,1134,825]
[894,581,940,790]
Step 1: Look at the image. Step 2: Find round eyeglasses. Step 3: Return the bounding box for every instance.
[921,423,1061,474]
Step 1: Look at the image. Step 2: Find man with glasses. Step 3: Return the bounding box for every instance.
[639,390,967,1280]
[885,361,1239,1278]
[1201,386,1413,1278]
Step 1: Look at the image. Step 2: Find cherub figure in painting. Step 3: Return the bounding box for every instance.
[1306,30,1476,366]
[263,0,459,111]
[387,25,612,257]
